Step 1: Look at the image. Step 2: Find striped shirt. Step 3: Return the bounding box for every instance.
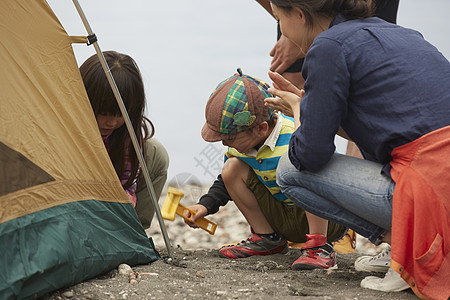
[225,113,295,205]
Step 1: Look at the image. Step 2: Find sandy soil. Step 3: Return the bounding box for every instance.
[42,247,416,300]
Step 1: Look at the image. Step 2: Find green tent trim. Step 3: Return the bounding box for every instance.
[0,200,160,299]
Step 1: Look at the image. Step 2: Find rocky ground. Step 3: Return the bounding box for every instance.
[43,186,417,300]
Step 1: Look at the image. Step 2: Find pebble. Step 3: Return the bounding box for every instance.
[196,271,205,278]
[62,291,73,298]
[118,264,133,275]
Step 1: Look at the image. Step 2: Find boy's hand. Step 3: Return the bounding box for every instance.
[183,204,208,229]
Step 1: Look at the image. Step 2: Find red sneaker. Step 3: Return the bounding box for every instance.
[291,233,336,270]
[219,233,288,259]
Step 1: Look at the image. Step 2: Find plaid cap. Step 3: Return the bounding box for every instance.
[201,68,274,142]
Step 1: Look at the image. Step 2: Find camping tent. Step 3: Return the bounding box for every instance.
[0,0,160,298]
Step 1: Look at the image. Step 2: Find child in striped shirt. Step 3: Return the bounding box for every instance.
[184,69,346,270]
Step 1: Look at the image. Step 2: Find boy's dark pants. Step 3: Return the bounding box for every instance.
[247,169,347,243]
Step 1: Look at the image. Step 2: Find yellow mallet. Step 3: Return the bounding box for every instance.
[161,187,217,235]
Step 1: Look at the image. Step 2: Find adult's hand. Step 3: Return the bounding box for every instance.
[270,35,304,74]
[265,92,296,117]
[265,71,304,128]
[268,71,304,97]
[183,204,208,229]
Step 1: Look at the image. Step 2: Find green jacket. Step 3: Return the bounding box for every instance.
[135,138,169,229]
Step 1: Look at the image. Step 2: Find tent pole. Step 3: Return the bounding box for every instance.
[72,0,174,258]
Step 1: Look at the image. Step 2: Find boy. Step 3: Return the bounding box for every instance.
[185,69,347,270]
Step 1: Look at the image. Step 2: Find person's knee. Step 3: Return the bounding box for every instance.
[276,152,293,188]
[145,138,169,171]
[222,157,248,185]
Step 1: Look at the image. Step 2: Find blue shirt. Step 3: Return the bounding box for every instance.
[289,16,450,175]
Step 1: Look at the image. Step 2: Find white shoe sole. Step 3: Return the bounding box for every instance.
[360,275,410,292]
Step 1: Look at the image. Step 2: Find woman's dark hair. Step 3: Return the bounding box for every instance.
[79,51,154,189]
[271,0,374,25]
[270,0,373,52]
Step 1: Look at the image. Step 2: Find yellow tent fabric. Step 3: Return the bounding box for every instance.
[0,0,129,221]
[0,1,159,298]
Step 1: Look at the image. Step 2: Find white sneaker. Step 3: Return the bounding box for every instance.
[361,268,410,292]
[355,245,391,273]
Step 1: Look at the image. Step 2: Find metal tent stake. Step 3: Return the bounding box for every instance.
[72,0,174,258]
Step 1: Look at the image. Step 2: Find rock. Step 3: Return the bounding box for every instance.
[118,264,133,275]
[195,271,205,278]
[62,290,73,298]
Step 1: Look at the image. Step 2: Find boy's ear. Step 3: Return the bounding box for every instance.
[255,121,270,136]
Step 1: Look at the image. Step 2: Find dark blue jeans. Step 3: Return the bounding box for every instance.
[277,153,395,244]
